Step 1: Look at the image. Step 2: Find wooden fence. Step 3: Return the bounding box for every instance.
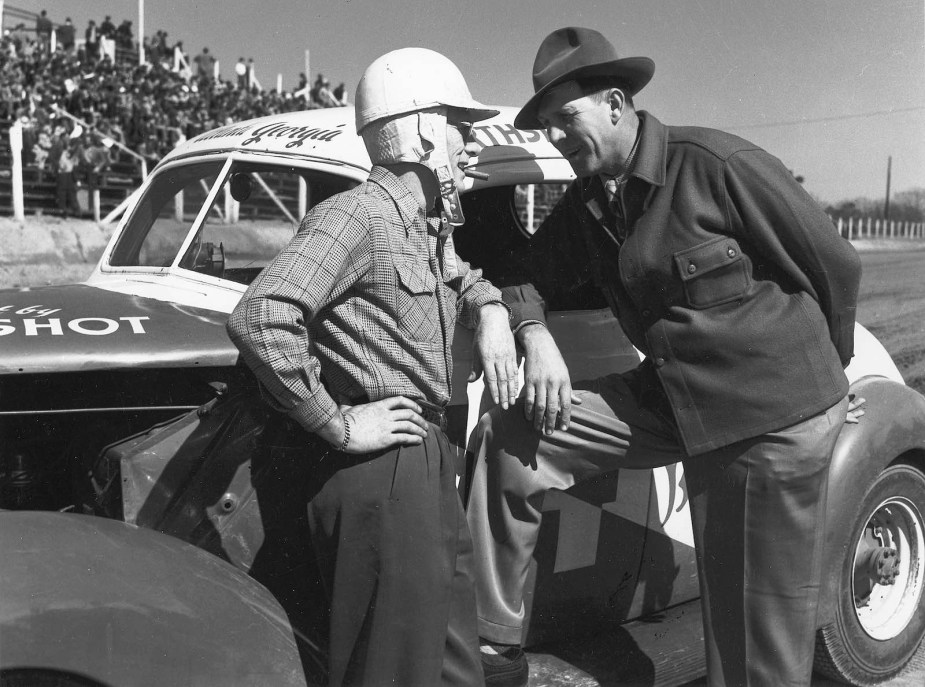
[832,216,925,241]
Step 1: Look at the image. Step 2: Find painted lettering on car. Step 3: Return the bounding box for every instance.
[0,317,150,336]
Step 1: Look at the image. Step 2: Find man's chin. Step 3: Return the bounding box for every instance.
[568,160,593,177]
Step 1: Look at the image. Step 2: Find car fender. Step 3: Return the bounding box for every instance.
[818,375,925,624]
[0,511,308,686]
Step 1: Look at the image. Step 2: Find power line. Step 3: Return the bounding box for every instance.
[720,105,925,131]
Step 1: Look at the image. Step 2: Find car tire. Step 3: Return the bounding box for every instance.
[814,462,925,685]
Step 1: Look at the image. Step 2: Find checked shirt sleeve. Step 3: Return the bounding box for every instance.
[227,198,371,433]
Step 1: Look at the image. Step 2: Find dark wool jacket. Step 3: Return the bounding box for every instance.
[505,112,862,456]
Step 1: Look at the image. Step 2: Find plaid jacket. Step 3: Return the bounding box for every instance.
[227,166,505,433]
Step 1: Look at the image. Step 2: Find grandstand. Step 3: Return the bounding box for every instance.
[0,4,346,219]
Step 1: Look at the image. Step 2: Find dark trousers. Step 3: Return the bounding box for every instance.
[268,418,483,686]
[467,371,847,687]
[56,172,80,216]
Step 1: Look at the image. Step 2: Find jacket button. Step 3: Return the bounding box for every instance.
[655,357,666,367]
[642,309,651,318]
[687,263,696,274]
[727,247,737,258]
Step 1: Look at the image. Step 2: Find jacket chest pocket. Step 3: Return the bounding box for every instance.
[673,237,749,309]
[395,255,440,342]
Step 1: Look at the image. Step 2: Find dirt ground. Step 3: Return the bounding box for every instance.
[0,215,112,289]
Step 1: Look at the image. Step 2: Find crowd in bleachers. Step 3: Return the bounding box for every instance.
[2,7,348,208]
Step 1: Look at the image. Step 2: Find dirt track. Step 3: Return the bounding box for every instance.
[855,248,925,394]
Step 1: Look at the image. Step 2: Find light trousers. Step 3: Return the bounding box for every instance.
[465,372,847,687]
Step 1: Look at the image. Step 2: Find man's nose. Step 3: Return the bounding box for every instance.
[464,139,483,156]
[547,126,565,146]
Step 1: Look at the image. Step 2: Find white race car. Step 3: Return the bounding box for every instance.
[1,107,922,686]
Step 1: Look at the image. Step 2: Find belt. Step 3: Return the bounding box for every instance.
[336,393,448,431]
[415,398,447,431]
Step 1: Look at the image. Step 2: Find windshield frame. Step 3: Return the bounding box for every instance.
[98,152,368,282]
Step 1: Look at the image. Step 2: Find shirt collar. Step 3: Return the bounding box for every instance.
[367,165,425,230]
[584,110,668,201]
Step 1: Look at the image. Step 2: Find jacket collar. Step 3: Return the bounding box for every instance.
[629,110,668,188]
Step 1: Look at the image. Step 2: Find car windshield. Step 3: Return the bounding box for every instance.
[109,160,358,285]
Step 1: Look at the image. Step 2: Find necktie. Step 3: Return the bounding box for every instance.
[603,176,627,242]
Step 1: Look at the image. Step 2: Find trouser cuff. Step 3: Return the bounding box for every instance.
[478,616,523,645]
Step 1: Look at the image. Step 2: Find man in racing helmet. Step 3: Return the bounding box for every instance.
[355,47,492,226]
[228,47,517,686]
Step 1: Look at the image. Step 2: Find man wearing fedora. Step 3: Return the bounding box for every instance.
[467,27,862,686]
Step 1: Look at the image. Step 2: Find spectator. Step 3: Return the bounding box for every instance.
[99,16,116,39]
[84,20,100,62]
[234,57,247,89]
[0,80,16,119]
[81,133,112,189]
[309,73,324,105]
[149,30,167,65]
[32,127,53,173]
[193,46,215,83]
[9,24,27,55]
[57,18,76,54]
[316,78,339,107]
[56,136,82,218]
[332,82,348,106]
[35,10,53,54]
[115,20,133,51]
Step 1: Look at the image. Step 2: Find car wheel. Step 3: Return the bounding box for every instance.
[815,462,925,685]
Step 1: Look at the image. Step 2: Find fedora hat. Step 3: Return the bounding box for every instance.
[514,27,654,129]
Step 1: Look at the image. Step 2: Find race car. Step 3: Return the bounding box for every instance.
[1,106,923,686]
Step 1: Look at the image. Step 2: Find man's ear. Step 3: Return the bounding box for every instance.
[608,88,626,124]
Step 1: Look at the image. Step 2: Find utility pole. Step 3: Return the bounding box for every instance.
[884,155,892,221]
[138,0,145,65]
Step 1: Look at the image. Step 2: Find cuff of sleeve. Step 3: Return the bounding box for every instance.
[513,319,547,336]
[288,389,340,434]
[480,299,512,321]
[460,291,510,328]
[507,301,547,329]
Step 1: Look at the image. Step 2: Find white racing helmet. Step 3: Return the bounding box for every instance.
[355,48,498,224]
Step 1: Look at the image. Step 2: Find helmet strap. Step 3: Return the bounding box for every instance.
[435,165,465,226]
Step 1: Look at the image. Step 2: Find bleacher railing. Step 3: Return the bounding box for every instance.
[5,108,148,222]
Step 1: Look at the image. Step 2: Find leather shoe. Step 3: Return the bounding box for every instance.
[481,643,528,687]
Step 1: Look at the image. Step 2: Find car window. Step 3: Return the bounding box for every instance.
[177,164,358,285]
[110,161,223,268]
[514,183,569,236]
[109,161,358,285]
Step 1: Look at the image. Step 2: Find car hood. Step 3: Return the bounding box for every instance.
[0,283,239,374]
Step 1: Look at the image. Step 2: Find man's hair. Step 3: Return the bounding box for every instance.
[575,76,635,107]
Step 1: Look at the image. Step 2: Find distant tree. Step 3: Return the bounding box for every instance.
[892,188,925,221]
[825,187,925,222]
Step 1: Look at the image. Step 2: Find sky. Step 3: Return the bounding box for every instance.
[4,0,924,205]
